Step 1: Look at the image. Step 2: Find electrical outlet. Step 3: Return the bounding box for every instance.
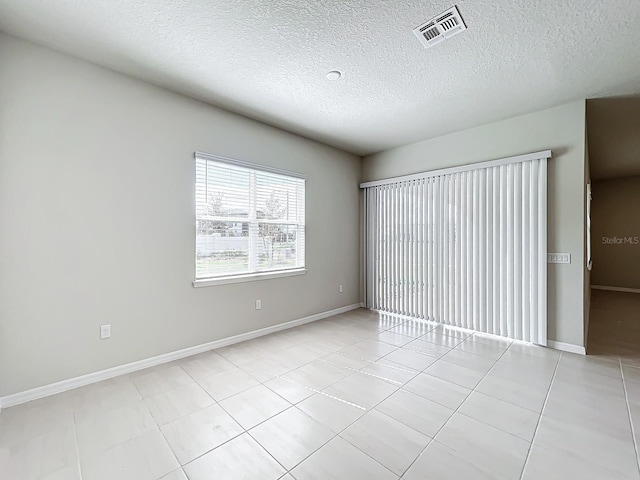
[255,299,262,310]
[339,284,343,293]
[100,324,111,339]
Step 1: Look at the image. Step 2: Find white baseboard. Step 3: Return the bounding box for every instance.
[592,285,640,294]
[547,340,586,355]
[0,303,361,410]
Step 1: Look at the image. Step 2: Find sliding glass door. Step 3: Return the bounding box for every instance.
[363,152,549,344]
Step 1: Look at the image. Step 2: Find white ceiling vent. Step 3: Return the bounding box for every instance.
[413,6,467,49]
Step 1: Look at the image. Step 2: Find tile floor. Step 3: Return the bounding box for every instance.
[1,291,639,479]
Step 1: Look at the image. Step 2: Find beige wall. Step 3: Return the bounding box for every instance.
[0,34,361,397]
[591,176,640,290]
[362,101,588,347]
[587,98,640,180]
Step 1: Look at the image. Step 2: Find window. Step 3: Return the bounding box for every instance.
[194,152,305,285]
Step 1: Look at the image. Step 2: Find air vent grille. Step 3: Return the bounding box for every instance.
[421,25,439,41]
[413,5,466,49]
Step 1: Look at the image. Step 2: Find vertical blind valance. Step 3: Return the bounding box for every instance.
[362,151,550,345]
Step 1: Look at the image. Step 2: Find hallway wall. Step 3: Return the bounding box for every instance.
[591,175,640,290]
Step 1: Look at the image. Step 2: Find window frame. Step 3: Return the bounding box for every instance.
[192,151,306,287]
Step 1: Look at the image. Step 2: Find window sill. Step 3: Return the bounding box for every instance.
[193,268,307,287]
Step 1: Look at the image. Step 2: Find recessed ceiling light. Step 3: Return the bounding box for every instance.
[326,70,342,81]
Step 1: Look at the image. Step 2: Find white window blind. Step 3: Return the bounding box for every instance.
[195,152,305,281]
[362,151,549,345]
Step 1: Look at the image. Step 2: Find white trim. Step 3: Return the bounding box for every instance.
[547,340,586,355]
[0,303,361,410]
[592,285,640,294]
[194,268,306,287]
[359,150,552,188]
[195,151,306,179]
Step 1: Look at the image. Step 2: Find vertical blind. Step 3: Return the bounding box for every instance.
[195,152,305,280]
[362,151,550,345]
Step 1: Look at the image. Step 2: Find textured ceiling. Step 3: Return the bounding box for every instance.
[587,97,640,180]
[1,0,640,156]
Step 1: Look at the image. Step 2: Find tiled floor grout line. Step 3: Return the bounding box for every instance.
[175,353,300,473]
[517,351,562,480]
[152,359,223,474]
[156,413,190,476]
[70,378,179,480]
[187,373,298,473]
[177,430,246,473]
[71,402,84,480]
[396,339,514,478]
[243,405,330,475]
[327,378,428,476]
[126,365,221,478]
[242,404,308,476]
[150,357,263,473]
[619,356,640,476]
